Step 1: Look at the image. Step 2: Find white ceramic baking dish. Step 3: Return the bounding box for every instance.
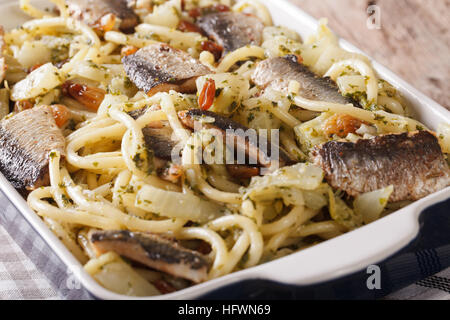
[0,0,449,300]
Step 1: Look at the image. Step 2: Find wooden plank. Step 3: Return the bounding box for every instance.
[288,0,450,109]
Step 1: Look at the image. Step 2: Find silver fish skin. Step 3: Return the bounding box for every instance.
[312,131,450,202]
[142,121,182,183]
[127,111,181,181]
[0,106,65,190]
[142,122,177,161]
[122,44,211,95]
[197,12,264,55]
[90,230,210,283]
[129,110,177,161]
[66,0,139,31]
[252,55,354,105]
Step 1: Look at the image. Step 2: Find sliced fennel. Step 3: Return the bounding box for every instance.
[354,185,394,224]
[328,189,363,230]
[437,123,450,154]
[84,252,160,297]
[242,163,324,201]
[263,26,302,43]
[248,186,305,207]
[196,72,250,115]
[136,184,225,223]
[262,35,303,58]
[143,0,182,29]
[294,112,333,152]
[336,75,366,95]
[15,40,51,69]
[302,185,329,211]
[11,63,63,101]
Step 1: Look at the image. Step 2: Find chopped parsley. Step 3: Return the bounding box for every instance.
[247,112,255,124]
[215,87,223,98]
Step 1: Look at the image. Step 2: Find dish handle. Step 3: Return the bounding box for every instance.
[201,197,450,299]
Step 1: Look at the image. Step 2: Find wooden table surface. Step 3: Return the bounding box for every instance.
[289,0,450,109]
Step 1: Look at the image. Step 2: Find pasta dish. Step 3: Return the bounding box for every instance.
[0,0,449,296]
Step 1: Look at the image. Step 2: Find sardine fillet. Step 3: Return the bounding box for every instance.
[252,55,354,105]
[66,0,139,31]
[312,131,450,202]
[123,44,211,95]
[142,124,177,161]
[197,12,264,55]
[90,230,210,283]
[0,106,65,190]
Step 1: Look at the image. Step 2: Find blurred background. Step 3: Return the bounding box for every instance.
[290,0,449,109]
